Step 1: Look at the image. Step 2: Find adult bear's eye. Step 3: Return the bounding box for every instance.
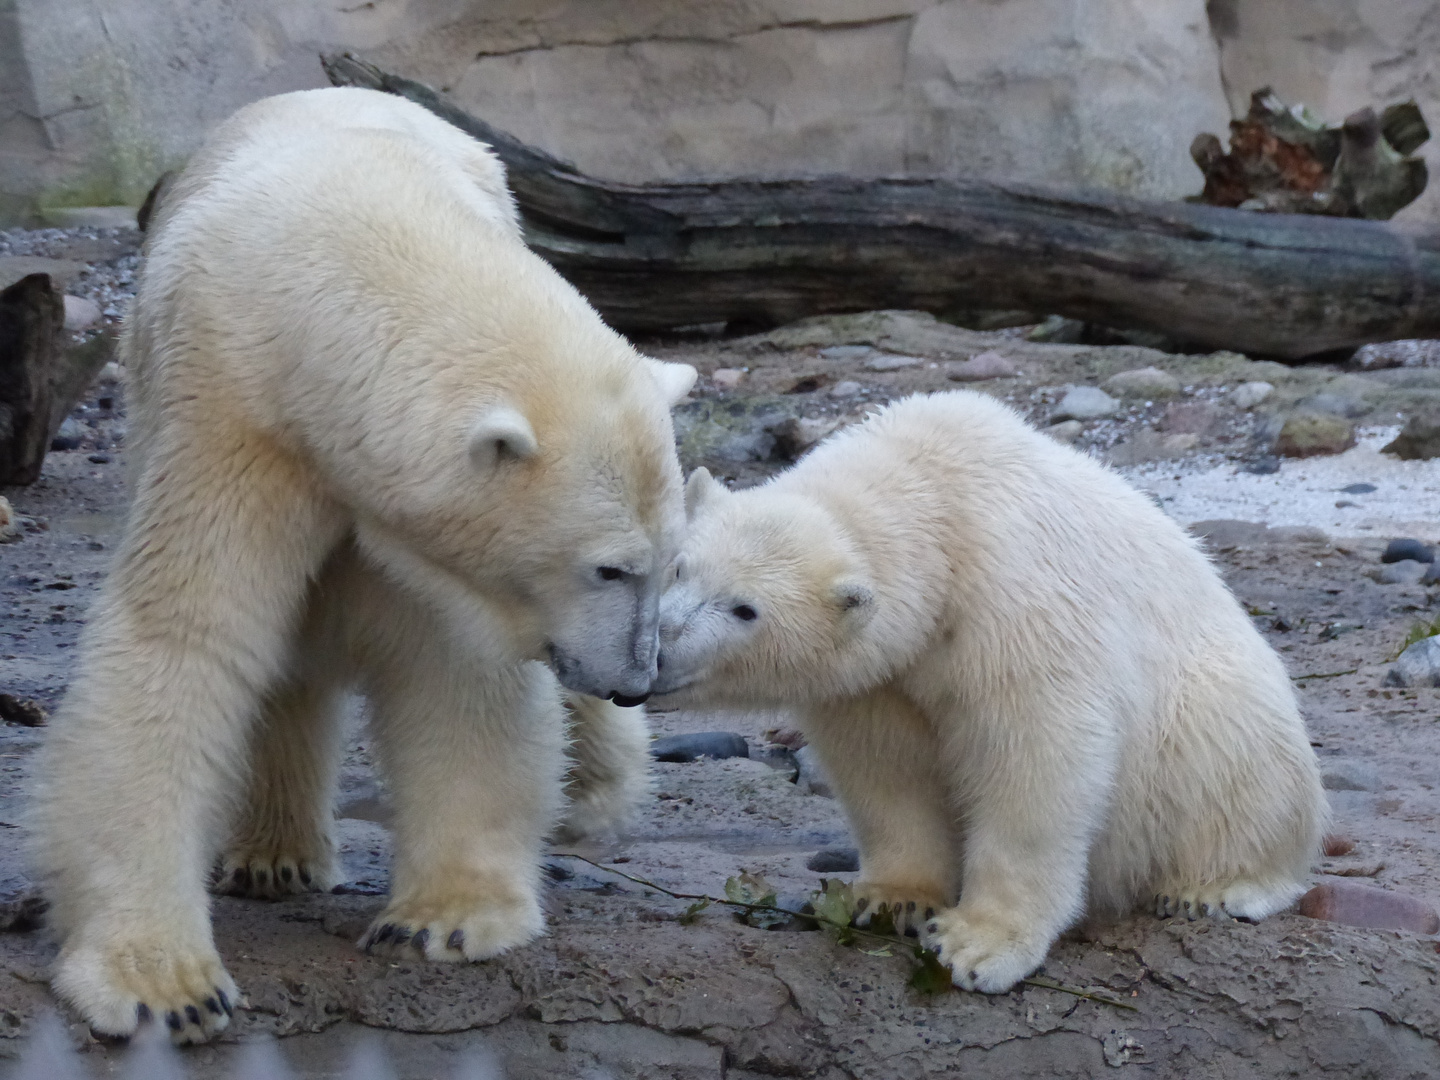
[731,604,757,622]
[597,566,624,581]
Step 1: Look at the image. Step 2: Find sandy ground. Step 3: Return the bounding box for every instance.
[2,230,1440,1077]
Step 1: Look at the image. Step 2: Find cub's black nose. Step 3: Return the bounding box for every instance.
[609,692,650,708]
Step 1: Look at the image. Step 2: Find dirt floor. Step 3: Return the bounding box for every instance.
[2,229,1440,1078]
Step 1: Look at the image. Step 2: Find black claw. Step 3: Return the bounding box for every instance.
[217,990,233,1017]
[933,945,943,957]
[136,1003,152,1024]
[254,869,269,887]
[967,969,979,983]
[904,926,918,938]
[926,922,939,934]
[184,1005,201,1027]
[375,923,395,944]
[231,867,248,887]
[412,928,430,951]
[299,868,313,886]
[166,1011,183,1032]
[854,898,869,914]
[391,928,412,947]
[447,929,464,951]
[924,907,935,920]
[204,997,221,1016]
[280,866,293,884]
[905,901,916,913]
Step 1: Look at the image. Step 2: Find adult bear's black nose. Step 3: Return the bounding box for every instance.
[609,691,650,708]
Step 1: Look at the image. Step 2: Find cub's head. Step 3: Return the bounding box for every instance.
[652,469,877,706]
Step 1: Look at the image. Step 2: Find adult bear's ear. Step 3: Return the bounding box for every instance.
[832,577,875,624]
[684,467,722,519]
[646,359,698,406]
[469,405,539,467]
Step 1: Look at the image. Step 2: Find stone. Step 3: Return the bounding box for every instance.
[48,418,84,452]
[768,416,842,463]
[1102,366,1181,399]
[41,206,139,229]
[829,380,862,399]
[1323,835,1356,857]
[1382,538,1435,564]
[1351,340,1440,370]
[1026,315,1085,344]
[806,848,860,873]
[1375,559,1429,585]
[944,350,1016,382]
[0,693,46,726]
[1320,758,1381,793]
[1159,400,1222,437]
[1341,482,1377,494]
[0,496,17,543]
[1244,455,1281,474]
[1267,525,1329,545]
[1050,386,1118,422]
[1046,420,1084,445]
[0,256,86,291]
[749,745,799,780]
[61,295,102,332]
[1424,562,1440,586]
[1382,412,1440,460]
[818,345,875,361]
[86,452,112,465]
[710,368,745,391]
[1229,381,1274,408]
[650,732,749,763]
[1273,412,1356,457]
[1297,881,1440,935]
[1385,636,1440,688]
[1298,392,1370,419]
[862,353,923,372]
[1161,432,1199,453]
[1188,519,1268,550]
[794,745,835,798]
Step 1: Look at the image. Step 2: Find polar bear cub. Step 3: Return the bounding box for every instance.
[31,87,693,1042]
[654,390,1325,993]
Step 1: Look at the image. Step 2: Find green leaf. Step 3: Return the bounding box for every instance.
[908,948,954,995]
[809,878,856,928]
[679,898,710,925]
[724,872,788,929]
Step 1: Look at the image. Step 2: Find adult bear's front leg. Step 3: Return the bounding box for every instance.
[31,436,346,1042]
[357,610,568,962]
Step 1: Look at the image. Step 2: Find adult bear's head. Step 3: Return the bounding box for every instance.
[309,230,695,703]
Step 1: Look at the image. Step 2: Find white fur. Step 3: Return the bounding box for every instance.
[656,390,1325,993]
[30,87,689,1041]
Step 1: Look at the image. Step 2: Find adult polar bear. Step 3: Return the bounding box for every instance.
[654,391,1325,993]
[31,87,694,1041]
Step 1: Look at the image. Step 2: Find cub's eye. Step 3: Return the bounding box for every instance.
[597,566,625,581]
[731,604,758,622]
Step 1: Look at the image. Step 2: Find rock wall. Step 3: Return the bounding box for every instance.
[1,0,1436,227]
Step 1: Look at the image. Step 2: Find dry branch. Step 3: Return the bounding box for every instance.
[323,53,1440,360]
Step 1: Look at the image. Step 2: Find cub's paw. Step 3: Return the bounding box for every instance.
[852,881,950,938]
[1153,878,1299,922]
[359,880,544,962]
[54,935,240,1045]
[923,908,1049,994]
[215,844,338,900]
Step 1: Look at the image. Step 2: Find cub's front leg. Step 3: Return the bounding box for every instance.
[358,633,567,961]
[553,692,651,843]
[803,688,958,937]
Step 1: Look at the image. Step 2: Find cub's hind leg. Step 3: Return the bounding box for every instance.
[554,694,651,844]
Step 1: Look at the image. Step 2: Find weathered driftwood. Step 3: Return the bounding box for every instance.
[323,53,1440,360]
[1191,87,1429,220]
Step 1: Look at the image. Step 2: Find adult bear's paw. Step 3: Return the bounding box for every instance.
[53,933,239,1044]
[852,880,950,937]
[923,908,1049,994]
[359,878,544,962]
[215,843,338,900]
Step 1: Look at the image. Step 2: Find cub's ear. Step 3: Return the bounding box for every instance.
[646,359,698,406]
[469,406,538,468]
[832,577,875,622]
[684,467,723,519]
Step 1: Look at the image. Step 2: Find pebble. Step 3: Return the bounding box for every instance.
[1340,482,1377,494]
[1381,412,1440,460]
[829,380,862,399]
[1375,559,1429,585]
[86,453,111,465]
[0,694,47,727]
[1050,386,1118,423]
[1299,392,1370,419]
[1382,538,1436,564]
[1319,758,1382,793]
[1384,636,1440,688]
[49,418,85,451]
[1229,381,1274,409]
[1046,419,1083,445]
[1273,412,1356,457]
[794,745,835,798]
[0,496,17,543]
[650,732,749,763]
[1424,562,1440,586]
[818,345,875,361]
[1323,835,1356,857]
[1298,881,1440,934]
[767,416,841,463]
[863,353,923,372]
[1102,366,1181,399]
[61,294,102,331]
[1026,315,1085,343]
[1244,455,1282,475]
[749,744,799,780]
[806,848,861,873]
[945,350,1017,382]
[710,368,745,391]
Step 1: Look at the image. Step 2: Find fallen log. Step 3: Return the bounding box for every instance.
[323,53,1440,360]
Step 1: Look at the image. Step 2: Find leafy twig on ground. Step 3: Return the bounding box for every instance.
[556,854,1138,1012]
[1292,668,1358,681]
